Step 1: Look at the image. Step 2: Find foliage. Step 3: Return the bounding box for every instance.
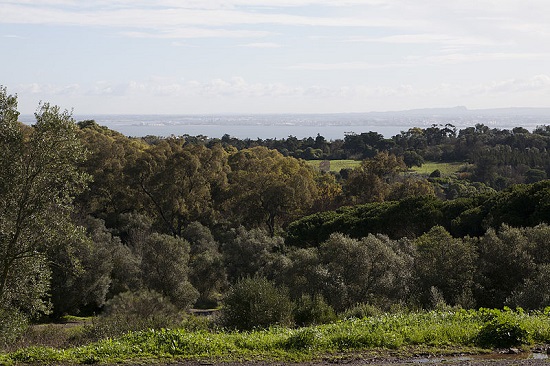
[83,289,182,341]
[222,226,284,283]
[183,222,227,307]
[140,233,199,309]
[221,276,294,331]
[317,233,414,311]
[475,225,537,308]
[0,87,89,318]
[293,294,337,327]
[413,226,477,308]
[228,146,319,236]
[475,308,529,348]
[0,306,28,350]
[48,216,116,317]
[344,151,406,203]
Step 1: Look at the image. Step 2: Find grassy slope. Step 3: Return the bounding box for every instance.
[2,309,549,365]
[306,160,465,176]
[305,160,361,172]
[409,162,465,176]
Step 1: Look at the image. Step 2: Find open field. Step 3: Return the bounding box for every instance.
[306,160,362,172]
[306,160,466,176]
[2,309,549,365]
[410,162,466,176]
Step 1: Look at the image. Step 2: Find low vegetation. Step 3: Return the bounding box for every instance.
[1,308,549,365]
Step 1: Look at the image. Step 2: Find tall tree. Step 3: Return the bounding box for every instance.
[132,140,229,236]
[228,147,318,236]
[0,87,89,316]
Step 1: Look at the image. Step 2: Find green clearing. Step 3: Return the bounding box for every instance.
[306,159,361,172]
[410,162,466,176]
[2,308,550,365]
[306,160,466,176]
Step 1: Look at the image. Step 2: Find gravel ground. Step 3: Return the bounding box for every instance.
[118,352,549,366]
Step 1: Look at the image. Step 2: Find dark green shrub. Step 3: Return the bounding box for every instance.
[475,309,529,348]
[221,276,294,331]
[294,294,336,326]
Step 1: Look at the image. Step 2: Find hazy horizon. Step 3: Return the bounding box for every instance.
[2,1,550,115]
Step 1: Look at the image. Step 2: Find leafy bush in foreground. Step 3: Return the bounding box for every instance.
[475,308,529,348]
[221,275,294,331]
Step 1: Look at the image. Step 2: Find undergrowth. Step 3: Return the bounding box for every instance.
[2,308,550,365]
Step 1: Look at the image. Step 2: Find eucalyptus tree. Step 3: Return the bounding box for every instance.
[227,146,318,236]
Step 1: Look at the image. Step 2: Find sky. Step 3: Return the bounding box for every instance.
[1,0,550,115]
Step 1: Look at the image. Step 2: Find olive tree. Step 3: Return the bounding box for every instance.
[0,87,89,317]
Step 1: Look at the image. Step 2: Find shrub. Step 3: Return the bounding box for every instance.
[294,294,336,327]
[282,327,322,350]
[221,276,294,331]
[83,289,182,340]
[0,306,28,350]
[475,309,529,348]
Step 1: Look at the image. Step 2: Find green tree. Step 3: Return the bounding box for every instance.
[228,147,318,236]
[221,275,294,330]
[182,222,227,307]
[413,226,477,308]
[0,87,89,317]
[132,140,229,236]
[140,233,199,309]
[48,216,115,316]
[344,151,406,203]
[222,226,284,283]
[476,225,537,308]
[76,121,146,225]
[318,233,414,311]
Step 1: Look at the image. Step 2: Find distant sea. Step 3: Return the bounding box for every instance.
[19,110,550,140]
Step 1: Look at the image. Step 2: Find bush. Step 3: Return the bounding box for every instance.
[282,327,322,350]
[0,306,28,350]
[221,276,294,331]
[294,294,336,326]
[475,309,529,348]
[83,289,182,340]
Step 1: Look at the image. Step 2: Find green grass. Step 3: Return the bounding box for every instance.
[306,160,361,172]
[410,162,466,176]
[306,160,466,176]
[3,308,550,365]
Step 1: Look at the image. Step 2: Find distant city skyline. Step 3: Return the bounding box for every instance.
[2,1,550,115]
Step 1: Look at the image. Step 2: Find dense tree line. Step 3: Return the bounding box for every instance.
[2,86,550,343]
[206,123,550,190]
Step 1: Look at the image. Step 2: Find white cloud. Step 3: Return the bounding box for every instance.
[17,83,81,95]
[0,3,396,29]
[423,52,550,64]
[470,75,550,95]
[238,42,282,48]
[287,61,388,71]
